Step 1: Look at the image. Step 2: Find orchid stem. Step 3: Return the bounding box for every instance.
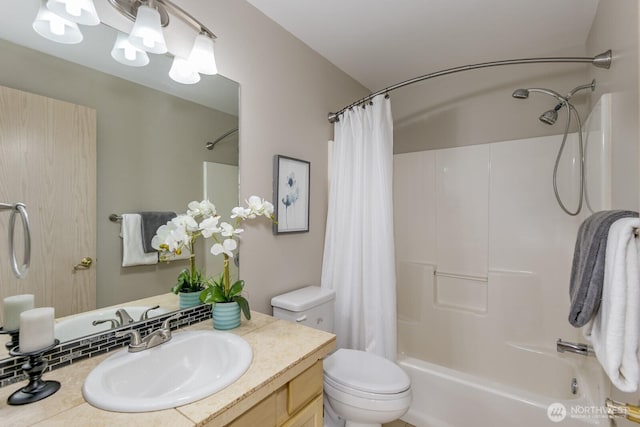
[189,238,196,285]
[223,254,230,295]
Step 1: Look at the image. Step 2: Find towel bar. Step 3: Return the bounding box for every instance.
[606,398,640,424]
[109,214,123,222]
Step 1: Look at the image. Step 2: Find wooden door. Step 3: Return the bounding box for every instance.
[0,85,96,323]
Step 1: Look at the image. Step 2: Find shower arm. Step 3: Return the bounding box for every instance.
[327,50,612,123]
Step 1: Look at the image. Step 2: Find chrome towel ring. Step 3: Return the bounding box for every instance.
[1,202,31,279]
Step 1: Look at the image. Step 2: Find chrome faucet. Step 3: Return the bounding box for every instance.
[116,308,135,325]
[556,338,593,356]
[115,314,181,353]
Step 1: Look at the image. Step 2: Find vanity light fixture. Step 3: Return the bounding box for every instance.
[127,2,167,54]
[169,56,201,84]
[32,0,219,85]
[110,31,150,67]
[46,0,100,26]
[32,4,84,44]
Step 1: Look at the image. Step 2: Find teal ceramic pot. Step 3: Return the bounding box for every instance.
[212,302,241,330]
[178,291,202,309]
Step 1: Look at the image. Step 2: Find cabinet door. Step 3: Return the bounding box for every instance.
[282,395,323,427]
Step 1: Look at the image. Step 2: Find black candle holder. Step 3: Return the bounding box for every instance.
[7,340,60,405]
[0,326,19,351]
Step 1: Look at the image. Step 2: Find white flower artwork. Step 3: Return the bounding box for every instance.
[274,155,310,234]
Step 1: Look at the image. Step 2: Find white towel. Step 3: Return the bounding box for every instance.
[584,217,640,392]
[121,214,158,267]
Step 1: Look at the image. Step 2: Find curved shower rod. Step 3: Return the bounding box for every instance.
[327,50,612,124]
[206,127,238,150]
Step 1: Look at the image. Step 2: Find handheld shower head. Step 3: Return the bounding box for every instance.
[512,88,529,99]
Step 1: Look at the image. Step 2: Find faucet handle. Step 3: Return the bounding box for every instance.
[161,313,182,330]
[115,329,142,346]
[139,305,161,321]
[92,318,119,328]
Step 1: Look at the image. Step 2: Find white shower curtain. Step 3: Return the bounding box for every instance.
[321,94,397,360]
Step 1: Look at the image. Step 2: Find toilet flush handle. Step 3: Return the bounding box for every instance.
[295,315,307,322]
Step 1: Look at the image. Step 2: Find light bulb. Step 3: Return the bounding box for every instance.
[128,5,167,54]
[111,32,149,67]
[187,33,217,75]
[46,0,100,26]
[33,5,83,44]
[169,57,200,85]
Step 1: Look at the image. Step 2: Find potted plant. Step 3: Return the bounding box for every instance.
[200,273,250,330]
[153,200,217,309]
[171,268,204,309]
[199,195,274,329]
[153,197,274,327]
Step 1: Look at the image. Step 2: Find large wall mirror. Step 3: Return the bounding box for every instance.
[0,0,239,359]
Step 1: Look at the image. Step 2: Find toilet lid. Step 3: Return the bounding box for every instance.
[323,349,410,394]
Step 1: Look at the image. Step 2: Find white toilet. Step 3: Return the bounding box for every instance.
[271,286,411,427]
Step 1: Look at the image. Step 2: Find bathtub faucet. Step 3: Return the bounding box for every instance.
[556,338,593,356]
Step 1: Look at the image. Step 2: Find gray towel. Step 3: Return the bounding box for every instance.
[139,211,176,253]
[569,210,638,327]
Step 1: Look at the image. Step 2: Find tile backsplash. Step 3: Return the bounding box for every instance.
[0,303,212,388]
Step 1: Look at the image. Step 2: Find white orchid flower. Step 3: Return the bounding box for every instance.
[171,214,198,232]
[199,215,221,238]
[152,221,189,254]
[245,195,263,218]
[220,222,243,237]
[230,206,251,220]
[187,200,217,218]
[245,195,274,218]
[210,238,238,257]
[263,200,274,218]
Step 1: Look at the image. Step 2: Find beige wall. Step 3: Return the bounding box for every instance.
[177,0,369,313]
[0,39,239,307]
[393,55,591,153]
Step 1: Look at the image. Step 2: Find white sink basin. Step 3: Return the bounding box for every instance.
[55,306,169,342]
[82,330,253,412]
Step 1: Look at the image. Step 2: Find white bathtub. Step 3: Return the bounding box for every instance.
[398,354,609,427]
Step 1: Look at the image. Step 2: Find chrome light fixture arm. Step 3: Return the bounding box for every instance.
[107,0,217,39]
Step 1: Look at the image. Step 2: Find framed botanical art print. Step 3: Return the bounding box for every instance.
[273,155,310,234]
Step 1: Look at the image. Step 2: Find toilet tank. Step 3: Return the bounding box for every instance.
[271,286,335,333]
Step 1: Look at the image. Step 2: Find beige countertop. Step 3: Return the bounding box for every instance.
[0,311,336,427]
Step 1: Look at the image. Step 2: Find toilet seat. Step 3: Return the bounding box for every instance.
[323,349,411,395]
[324,375,411,401]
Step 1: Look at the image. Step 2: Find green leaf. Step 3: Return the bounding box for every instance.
[234,296,251,320]
[228,280,245,298]
[212,285,227,302]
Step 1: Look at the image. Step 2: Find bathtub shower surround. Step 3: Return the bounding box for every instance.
[322,94,397,360]
[394,95,613,426]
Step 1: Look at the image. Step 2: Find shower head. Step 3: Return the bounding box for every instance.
[512,88,530,99]
[539,109,558,125]
[539,103,563,125]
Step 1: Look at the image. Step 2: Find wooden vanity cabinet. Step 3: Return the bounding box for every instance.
[226,360,324,427]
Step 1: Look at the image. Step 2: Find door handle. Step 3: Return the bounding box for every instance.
[72,257,93,273]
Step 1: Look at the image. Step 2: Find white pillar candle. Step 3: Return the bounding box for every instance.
[3,294,35,331]
[19,307,55,353]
